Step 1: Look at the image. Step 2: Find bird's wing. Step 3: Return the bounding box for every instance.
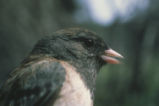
[0,60,66,106]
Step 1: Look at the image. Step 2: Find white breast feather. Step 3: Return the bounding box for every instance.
[54,62,93,106]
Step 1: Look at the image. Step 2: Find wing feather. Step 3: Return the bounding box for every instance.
[0,60,66,106]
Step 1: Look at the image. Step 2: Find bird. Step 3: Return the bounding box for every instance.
[0,28,123,106]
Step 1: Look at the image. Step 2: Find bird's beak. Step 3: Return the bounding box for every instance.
[101,49,124,64]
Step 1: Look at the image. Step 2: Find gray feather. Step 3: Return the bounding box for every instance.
[0,60,66,106]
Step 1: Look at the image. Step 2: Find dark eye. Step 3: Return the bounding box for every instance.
[72,37,95,47]
[84,39,94,47]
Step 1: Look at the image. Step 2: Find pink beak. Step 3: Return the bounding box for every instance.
[101,49,124,64]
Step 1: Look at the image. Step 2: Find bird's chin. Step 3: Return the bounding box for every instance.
[101,48,124,64]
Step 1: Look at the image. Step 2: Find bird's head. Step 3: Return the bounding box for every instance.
[30,28,124,95]
[31,28,123,70]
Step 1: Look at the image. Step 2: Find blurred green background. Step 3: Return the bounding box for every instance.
[0,0,159,106]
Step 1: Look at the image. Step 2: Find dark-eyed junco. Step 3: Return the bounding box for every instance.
[0,28,123,106]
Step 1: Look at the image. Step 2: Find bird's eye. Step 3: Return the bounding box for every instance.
[72,37,95,47]
[84,39,94,47]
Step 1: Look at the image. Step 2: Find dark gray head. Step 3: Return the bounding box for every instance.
[31,28,110,68]
[30,28,123,96]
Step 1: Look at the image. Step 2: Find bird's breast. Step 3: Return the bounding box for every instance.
[54,62,93,106]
